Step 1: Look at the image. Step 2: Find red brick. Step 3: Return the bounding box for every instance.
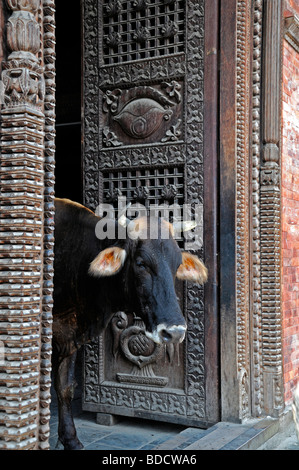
[282,33,299,405]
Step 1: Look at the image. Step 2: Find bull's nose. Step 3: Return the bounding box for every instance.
[159,325,186,344]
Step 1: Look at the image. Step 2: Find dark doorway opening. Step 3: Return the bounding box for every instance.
[50,3,84,447]
[55,1,82,204]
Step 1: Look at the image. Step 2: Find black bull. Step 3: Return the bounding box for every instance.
[52,198,208,450]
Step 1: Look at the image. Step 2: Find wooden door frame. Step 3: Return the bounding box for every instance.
[219,0,284,422]
[219,0,240,423]
[0,0,286,449]
[203,0,220,424]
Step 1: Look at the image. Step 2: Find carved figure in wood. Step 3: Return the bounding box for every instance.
[52,198,207,449]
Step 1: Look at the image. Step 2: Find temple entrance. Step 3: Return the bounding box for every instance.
[81,0,219,427]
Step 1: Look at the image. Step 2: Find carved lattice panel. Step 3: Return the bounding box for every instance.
[103,166,184,205]
[102,0,185,64]
[82,0,217,427]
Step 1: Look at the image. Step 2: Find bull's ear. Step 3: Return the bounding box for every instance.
[89,247,127,277]
[176,252,208,284]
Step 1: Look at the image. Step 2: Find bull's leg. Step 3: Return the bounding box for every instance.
[53,350,84,450]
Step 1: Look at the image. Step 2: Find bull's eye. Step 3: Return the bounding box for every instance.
[136,258,146,270]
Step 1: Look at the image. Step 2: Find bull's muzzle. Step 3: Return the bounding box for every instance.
[146,324,187,345]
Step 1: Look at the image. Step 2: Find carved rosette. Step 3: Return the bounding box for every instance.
[0,0,53,451]
[133,186,150,203]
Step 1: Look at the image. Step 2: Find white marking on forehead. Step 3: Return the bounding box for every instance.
[127,217,174,240]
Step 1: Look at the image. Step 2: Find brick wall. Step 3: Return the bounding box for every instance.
[282,1,299,405]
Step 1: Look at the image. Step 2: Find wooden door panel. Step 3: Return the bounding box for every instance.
[82,0,219,427]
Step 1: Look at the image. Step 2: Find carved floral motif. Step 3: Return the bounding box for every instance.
[161,119,182,142]
[103,127,122,147]
[132,26,151,43]
[5,0,39,12]
[162,80,182,103]
[133,186,150,202]
[132,0,149,11]
[161,20,179,38]
[161,184,178,202]
[106,187,123,203]
[105,32,122,49]
[105,0,122,17]
[7,10,40,54]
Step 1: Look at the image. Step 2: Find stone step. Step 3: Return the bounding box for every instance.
[153,418,280,451]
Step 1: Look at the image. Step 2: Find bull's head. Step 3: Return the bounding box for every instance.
[88,216,208,345]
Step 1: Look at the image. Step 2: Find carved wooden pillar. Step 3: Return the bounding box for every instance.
[219,0,252,423]
[251,0,263,418]
[236,0,252,421]
[220,0,284,422]
[260,0,284,417]
[39,0,55,449]
[0,0,54,450]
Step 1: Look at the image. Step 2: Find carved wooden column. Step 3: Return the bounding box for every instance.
[219,0,252,423]
[39,0,55,449]
[0,0,54,450]
[236,0,252,421]
[220,0,284,422]
[260,0,284,417]
[251,0,263,418]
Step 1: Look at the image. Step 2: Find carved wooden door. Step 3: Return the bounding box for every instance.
[82,0,219,427]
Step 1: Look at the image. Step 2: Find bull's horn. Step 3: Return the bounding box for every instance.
[173,220,197,232]
[118,203,132,227]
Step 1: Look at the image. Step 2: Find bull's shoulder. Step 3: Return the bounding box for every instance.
[55,198,98,228]
[55,197,95,216]
[54,197,103,281]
